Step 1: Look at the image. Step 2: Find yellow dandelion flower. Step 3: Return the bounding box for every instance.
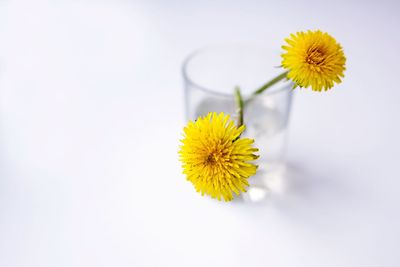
[179,112,259,201]
[281,30,346,91]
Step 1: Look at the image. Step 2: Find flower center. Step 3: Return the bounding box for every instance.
[204,149,226,166]
[306,47,325,65]
[205,153,217,165]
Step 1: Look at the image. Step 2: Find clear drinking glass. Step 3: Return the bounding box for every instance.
[182,45,293,202]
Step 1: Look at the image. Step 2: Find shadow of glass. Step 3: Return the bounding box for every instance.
[240,159,357,215]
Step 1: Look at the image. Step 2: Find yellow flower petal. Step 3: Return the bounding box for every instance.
[281,30,346,92]
[179,112,259,201]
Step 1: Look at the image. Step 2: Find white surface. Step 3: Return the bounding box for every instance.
[1,1,400,266]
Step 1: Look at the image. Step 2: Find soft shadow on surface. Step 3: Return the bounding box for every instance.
[239,158,363,229]
[271,160,361,229]
[239,159,358,216]
[278,162,349,200]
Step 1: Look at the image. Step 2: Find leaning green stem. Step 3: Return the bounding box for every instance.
[234,86,244,127]
[233,71,288,127]
[252,71,288,96]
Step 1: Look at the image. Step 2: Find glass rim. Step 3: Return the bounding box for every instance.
[182,45,293,98]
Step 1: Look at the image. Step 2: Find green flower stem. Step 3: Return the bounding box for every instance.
[234,71,288,127]
[252,71,288,96]
[234,86,244,127]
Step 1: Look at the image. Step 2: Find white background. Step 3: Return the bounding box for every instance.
[1,0,400,266]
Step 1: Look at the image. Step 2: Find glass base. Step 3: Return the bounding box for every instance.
[241,163,287,202]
